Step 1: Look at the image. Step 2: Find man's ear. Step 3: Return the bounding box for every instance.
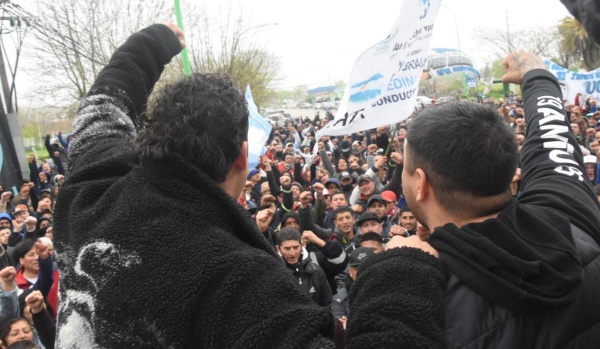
[415,168,430,202]
[234,141,248,170]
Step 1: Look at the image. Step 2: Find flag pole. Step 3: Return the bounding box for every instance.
[174,0,192,76]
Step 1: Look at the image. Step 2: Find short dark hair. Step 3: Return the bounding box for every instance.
[277,227,301,246]
[360,232,383,244]
[13,238,36,261]
[406,102,517,214]
[399,205,411,215]
[0,318,32,346]
[331,190,346,199]
[134,73,248,183]
[333,206,354,220]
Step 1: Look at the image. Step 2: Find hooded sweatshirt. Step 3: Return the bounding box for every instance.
[428,70,600,347]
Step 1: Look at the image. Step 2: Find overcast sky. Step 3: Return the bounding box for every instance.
[210,0,572,90]
[12,0,574,100]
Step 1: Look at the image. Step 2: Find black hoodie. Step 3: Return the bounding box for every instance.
[428,70,600,347]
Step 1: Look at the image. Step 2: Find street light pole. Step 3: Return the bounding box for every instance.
[440,5,461,52]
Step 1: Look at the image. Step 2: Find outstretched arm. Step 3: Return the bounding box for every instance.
[68,23,183,174]
[503,51,600,242]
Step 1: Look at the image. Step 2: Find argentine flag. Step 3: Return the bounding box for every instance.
[245,85,272,169]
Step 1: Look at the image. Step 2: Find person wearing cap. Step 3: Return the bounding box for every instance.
[366,195,395,238]
[350,175,379,215]
[276,227,332,308]
[325,178,341,193]
[246,168,263,204]
[0,213,12,231]
[332,247,375,321]
[338,171,355,202]
[356,211,388,243]
[583,154,597,182]
[380,190,398,218]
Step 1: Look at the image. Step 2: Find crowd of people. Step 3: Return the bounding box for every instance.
[0,0,598,346]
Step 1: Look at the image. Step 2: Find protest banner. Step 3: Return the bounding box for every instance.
[317,0,440,138]
[543,59,600,106]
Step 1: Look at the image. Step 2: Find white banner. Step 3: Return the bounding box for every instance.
[544,59,600,107]
[316,0,440,138]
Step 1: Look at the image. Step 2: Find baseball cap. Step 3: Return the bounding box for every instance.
[356,211,379,227]
[348,247,374,267]
[0,213,12,222]
[583,155,597,164]
[367,195,385,207]
[13,204,28,215]
[325,178,341,189]
[340,171,352,180]
[380,190,397,202]
[357,175,373,185]
[247,168,260,180]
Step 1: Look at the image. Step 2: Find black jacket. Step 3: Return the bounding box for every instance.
[54,23,450,348]
[429,70,600,348]
[286,256,332,308]
[53,24,333,348]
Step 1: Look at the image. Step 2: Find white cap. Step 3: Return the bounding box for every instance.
[583,155,597,164]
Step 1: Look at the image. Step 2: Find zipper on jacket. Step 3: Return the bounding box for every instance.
[296,268,302,284]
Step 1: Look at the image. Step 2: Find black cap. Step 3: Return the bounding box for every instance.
[357,175,373,185]
[356,211,379,227]
[348,247,374,267]
[367,194,385,207]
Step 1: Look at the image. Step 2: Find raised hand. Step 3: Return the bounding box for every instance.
[502,51,546,85]
[162,21,186,49]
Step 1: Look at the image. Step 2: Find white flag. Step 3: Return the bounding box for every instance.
[245,85,272,169]
[317,0,440,138]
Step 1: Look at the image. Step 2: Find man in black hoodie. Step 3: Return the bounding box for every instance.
[389,51,600,347]
[277,227,332,308]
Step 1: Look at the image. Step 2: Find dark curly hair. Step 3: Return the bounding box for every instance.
[134,73,249,183]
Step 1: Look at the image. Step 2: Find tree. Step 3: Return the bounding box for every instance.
[558,17,600,71]
[474,26,560,61]
[22,0,168,106]
[183,3,280,108]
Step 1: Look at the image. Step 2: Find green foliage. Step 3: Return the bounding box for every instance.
[558,16,600,71]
